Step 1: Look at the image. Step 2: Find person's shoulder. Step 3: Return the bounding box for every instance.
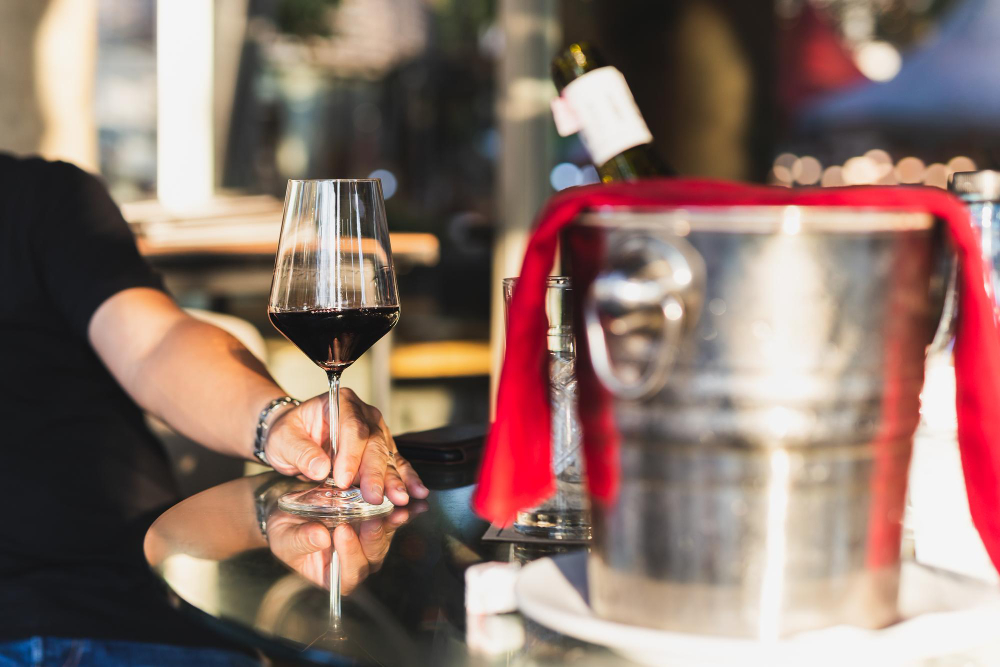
[0,153,119,234]
[0,152,94,184]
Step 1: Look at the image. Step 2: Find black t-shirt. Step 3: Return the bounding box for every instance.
[0,153,240,649]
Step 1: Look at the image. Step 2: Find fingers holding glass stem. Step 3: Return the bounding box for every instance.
[334,388,429,506]
[264,388,429,507]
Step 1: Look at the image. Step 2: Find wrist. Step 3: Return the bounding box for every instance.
[253,395,301,465]
[253,475,287,539]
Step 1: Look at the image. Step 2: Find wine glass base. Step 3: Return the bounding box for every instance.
[278,485,393,518]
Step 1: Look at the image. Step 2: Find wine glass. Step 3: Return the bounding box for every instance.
[268,179,399,517]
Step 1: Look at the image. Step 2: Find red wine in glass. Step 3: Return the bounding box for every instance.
[269,307,400,372]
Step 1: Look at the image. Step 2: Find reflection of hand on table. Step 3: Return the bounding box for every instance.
[266,503,427,595]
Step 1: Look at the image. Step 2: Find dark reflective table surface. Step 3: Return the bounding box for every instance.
[144,470,1000,666]
[144,470,616,666]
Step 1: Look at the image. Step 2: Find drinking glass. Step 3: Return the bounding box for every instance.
[269,179,398,517]
[909,171,1000,581]
[503,276,591,540]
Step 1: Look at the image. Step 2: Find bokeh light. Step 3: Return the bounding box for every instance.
[895,157,925,184]
[948,156,977,174]
[923,163,949,189]
[580,165,600,185]
[368,168,398,199]
[792,156,822,186]
[777,150,979,191]
[854,41,902,82]
[865,149,893,177]
[843,156,879,185]
[821,166,845,188]
[549,162,584,191]
[771,164,793,186]
[774,153,797,171]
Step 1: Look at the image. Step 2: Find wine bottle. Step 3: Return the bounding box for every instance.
[551,42,673,182]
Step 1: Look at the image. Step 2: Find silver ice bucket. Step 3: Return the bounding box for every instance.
[571,206,948,639]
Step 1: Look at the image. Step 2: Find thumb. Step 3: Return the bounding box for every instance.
[268,423,330,480]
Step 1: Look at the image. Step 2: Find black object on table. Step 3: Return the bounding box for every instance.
[394,423,486,465]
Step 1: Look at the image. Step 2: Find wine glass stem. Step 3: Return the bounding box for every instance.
[329,538,342,626]
[327,370,341,488]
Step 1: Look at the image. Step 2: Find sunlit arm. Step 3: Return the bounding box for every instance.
[87,287,427,505]
[88,287,285,461]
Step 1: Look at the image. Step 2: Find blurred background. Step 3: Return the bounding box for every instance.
[2,0,996,495]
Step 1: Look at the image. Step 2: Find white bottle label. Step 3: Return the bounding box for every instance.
[560,66,654,167]
[550,97,582,137]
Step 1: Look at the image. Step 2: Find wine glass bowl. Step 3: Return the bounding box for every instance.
[268,179,399,517]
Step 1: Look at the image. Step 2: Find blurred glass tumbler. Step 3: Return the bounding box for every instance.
[502,277,591,540]
[907,171,1000,583]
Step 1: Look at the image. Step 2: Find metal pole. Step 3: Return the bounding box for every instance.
[490,0,559,416]
[157,0,214,212]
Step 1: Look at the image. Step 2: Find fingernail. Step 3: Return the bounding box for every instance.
[370,484,383,499]
[416,483,428,493]
[337,473,353,488]
[395,485,408,497]
[309,531,326,548]
[309,459,327,478]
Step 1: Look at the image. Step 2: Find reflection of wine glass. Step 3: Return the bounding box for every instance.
[269,179,399,517]
[265,504,425,643]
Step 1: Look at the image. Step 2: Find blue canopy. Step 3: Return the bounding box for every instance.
[800,0,1000,130]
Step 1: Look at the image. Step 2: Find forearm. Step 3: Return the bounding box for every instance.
[127,316,284,460]
[89,289,427,501]
[90,289,286,460]
[145,475,268,563]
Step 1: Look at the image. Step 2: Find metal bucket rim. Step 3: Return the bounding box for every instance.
[578,206,934,234]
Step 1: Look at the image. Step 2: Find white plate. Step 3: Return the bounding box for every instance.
[515,552,1000,666]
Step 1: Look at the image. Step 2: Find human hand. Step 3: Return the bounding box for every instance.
[266,503,426,595]
[263,388,428,506]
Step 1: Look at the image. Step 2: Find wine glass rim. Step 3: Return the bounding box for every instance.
[287,178,382,183]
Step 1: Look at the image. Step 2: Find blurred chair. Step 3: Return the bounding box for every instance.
[186,307,268,363]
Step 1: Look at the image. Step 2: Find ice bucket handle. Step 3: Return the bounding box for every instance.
[584,234,704,400]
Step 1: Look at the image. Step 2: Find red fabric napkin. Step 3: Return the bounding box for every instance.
[473,178,1000,576]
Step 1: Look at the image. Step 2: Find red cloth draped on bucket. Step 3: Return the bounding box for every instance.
[472,178,1000,576]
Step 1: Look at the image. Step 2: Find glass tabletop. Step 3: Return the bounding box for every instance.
[143,469,618,666]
